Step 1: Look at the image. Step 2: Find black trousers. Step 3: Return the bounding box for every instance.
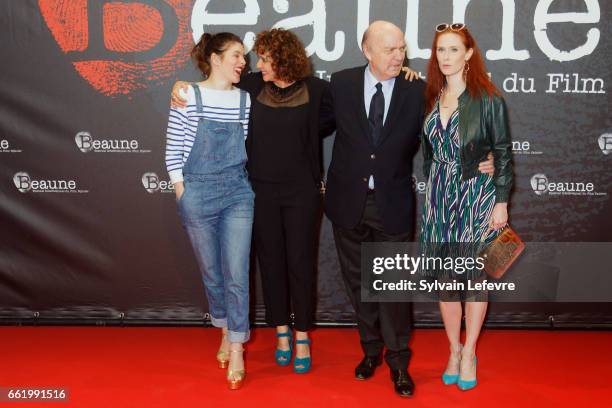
[252,180,321,331]
[333,192,413,370]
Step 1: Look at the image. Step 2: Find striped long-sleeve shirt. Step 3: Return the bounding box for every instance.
[165,85,251,184]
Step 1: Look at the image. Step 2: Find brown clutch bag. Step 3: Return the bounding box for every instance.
[479,225,525,279]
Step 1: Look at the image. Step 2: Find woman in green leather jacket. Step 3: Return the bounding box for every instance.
[420,23,513,391]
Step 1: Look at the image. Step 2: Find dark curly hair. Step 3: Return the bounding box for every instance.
[254,29,311,82]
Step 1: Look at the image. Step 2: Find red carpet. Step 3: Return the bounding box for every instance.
[0,327,609,407]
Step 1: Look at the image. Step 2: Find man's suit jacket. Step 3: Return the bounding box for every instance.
[325,65,426,235]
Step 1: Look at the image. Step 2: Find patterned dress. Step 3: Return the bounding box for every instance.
[420,102,498,281]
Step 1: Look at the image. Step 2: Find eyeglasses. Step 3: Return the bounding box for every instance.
[435,23,466,32]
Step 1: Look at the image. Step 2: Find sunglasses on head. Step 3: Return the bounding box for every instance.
[435,23,466,32]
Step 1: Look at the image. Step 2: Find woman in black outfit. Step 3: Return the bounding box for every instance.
[242,29,334,374]
[172,28,335,374]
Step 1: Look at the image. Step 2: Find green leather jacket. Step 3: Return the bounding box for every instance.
[422,91,513,203]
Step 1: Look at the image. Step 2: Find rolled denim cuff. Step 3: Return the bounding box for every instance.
[227,329,250,344]
[209,315,227,328]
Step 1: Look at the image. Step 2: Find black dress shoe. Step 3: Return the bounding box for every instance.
[390,369,415,397]
[354,355,383,380]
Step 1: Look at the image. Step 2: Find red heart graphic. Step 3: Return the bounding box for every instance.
[39,0,193,96]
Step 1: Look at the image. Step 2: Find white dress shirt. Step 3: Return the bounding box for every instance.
[363,65,396,189]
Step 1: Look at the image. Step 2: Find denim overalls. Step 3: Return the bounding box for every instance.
[178,84,254,343]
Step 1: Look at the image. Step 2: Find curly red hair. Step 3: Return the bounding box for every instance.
[425,27,500,114]
[254,29,311,82]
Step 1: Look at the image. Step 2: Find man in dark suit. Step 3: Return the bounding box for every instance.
[325,20,423,398]
[326,20,494,398]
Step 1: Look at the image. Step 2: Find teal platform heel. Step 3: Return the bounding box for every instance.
[275,330,292,366]
[293,338,311,374]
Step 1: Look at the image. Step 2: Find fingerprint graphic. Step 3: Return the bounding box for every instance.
[39,0,88,52]
[39,0,193,97]
[103,3,164,52]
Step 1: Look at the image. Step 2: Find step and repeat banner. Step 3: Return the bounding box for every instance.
[1,0,611,325]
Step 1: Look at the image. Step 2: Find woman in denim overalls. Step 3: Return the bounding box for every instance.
[165,32,253,390]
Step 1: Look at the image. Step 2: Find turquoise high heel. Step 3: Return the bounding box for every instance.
[275,330,292,366]
[442,345,462,385]
[293,338,311,374]
[457,357,478,391]
[442,372,459,385]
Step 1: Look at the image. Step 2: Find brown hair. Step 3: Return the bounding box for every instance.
[254,29,311,82]
[425,27,500,114]
[191,32,243,77]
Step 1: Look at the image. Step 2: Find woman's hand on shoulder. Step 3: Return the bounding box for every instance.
[170,81,190,109]
[401,66,421,82]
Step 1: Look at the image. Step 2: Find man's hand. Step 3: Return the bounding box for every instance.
[170,81,190,109]
[478,152,495,176]
[401,66,420,82]
[174,182,185,201]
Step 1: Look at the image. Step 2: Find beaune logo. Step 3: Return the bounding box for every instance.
[142,172,174,193]
[75,131,149,153]
[39,0,192,96]
[411,175,426,195]
[530,173,549,195]
[13,172,88,194]
[530,173,606,196]
[599,133,612,155]
[1,139,22,153]
[512,140,542,155]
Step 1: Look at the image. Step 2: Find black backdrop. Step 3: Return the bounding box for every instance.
[1,0,611,327]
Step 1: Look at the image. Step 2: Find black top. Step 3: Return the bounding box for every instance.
[249,83,311,182]
[237,73,335,185]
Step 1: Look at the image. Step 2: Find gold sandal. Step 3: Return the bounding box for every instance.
[216,334,229,368]
[216,350,229,369]
[227,349,245,390]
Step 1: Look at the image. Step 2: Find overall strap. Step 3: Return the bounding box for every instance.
[238,90,246,121]
[192,84,203,113]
